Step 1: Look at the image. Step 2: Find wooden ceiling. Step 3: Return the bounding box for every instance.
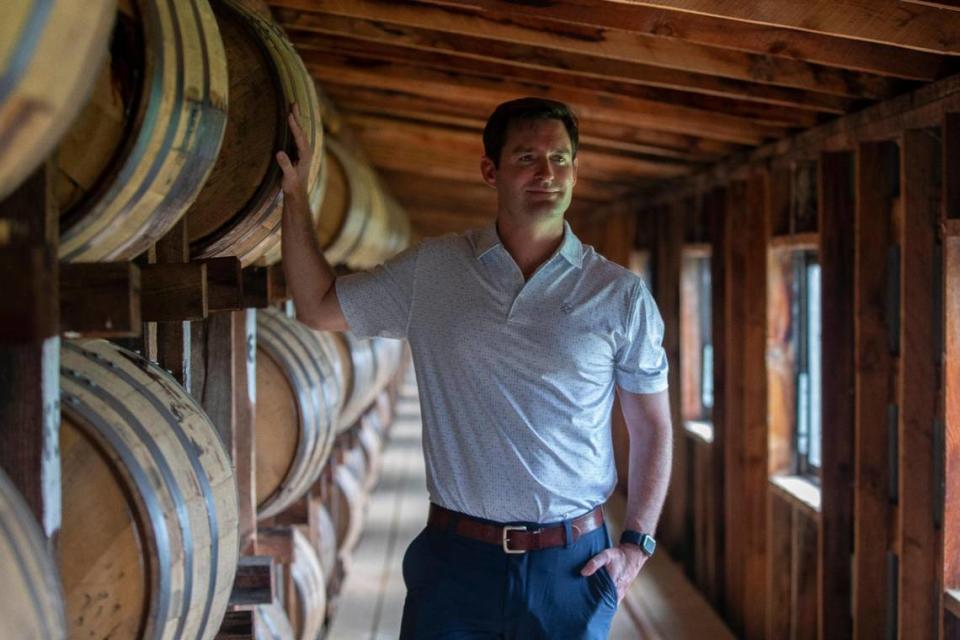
[266,0,960,238]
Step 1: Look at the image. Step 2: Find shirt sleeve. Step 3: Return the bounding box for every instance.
[614,281,669,394]
[334,243,420,339]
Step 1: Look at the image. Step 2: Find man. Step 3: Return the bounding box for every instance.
[278,97,672,639]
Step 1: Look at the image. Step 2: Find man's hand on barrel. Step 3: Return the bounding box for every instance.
[580,542,648,604]
[276,103,311,198]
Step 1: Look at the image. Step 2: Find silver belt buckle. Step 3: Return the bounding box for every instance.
[502,525,527,554]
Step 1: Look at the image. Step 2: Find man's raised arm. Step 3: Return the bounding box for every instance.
[276,106,349,333]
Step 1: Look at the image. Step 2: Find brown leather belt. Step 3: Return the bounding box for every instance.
[427,503,604,554]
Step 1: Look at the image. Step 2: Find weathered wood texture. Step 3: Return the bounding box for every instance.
[946,232,960,592]
[60,262,141,337]
[898,128,943,639]
[853,141,900,639]
[655,202,688,558]
[739,173,769,640]
[706,187,726,609]
[818,150,855,639]
[0,166,60,539]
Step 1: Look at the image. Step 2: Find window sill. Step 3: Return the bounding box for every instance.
[946,590,960,619]
[769,474,821,515]
[683,420,714,444]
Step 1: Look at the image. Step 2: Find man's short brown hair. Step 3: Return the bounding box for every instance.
[482,97,579,168]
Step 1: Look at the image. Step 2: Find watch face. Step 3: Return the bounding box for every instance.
[642,535,656,556]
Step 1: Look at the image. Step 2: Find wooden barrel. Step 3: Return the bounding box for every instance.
[0,468,66,640]
[330,332,378,432]
[342,440,369,489]
[186,0,323,266]
[317,138,411,270]
[330,464,365,561]
[357,412,384,492]
[256,601,295,640]
[308,501,338,584]
[59,339,239,640]
[256,308,342,519]
[0,0,114,201]
[370,338,405,399]
[288,527,327,640]
[57,0,228,262]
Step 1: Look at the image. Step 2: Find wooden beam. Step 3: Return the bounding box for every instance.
[601,0,960,54]
[898,127,943,639]
[273,0,900,97]
[284,14,851,114]
[946,234,960,590]
[60,262,141,337]
[655,201,687,558]
[817,151,855,639]
[306,57,781,145]
[140,263,208,322]
[722,182,747,636]
[324,81,740,162]
[153,219,194,388]
[437,0,949,80]
[345,114,692,179]
[0,165,60,540]
[706,187,727,607]
[740,172,769,640]
[853,141,899,639]
[298,35,820,128]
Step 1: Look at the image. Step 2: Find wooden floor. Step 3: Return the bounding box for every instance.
[327,374,735,639]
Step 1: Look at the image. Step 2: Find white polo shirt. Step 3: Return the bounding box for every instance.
[336,221,668,523]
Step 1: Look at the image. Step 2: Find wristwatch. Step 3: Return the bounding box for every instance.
[619,530,656,557]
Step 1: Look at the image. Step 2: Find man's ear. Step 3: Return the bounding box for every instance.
[572,155,579,187]
[480,156,497,188]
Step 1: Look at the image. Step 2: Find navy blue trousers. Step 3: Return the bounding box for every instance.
[399,510,619,639]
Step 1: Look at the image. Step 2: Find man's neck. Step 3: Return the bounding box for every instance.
[496,216,565,280]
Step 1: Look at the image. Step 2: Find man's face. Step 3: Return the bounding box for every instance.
[481,118,578,222]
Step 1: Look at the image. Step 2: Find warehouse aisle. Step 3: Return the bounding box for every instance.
[327,374,733,639]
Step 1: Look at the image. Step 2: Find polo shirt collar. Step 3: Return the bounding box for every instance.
[474,220,583,267]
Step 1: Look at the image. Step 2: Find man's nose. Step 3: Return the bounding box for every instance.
[534,158,554,179]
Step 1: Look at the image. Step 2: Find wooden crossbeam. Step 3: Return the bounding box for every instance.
[435,0,949,80]
[271,0,899,98]
[296,35,821,128]
[579,0,960,54]
[283,13,850,113]
[306,57,783,144]
[348,115,691,179]
[329,88,740,161]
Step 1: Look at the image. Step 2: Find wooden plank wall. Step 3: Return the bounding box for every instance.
[646,77,960,639]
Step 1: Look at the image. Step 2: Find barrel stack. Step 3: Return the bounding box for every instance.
[0,0,411,638]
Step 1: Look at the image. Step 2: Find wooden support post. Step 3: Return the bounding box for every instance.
[154,219,193,387]
[60,262,141,337]
[656,200,687,559]
[723,181,748,634]
[741,172,769,640]
[898,128,943,639]
[853,141,899,639]
[0,165,60,540]
[707,187,727,610]
[818,151,856,639]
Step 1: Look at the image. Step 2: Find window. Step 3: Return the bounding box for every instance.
[681,248,713,423]
[792,251,821,475]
